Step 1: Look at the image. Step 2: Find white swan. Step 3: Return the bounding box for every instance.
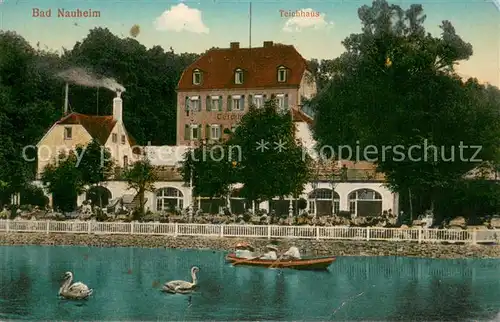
[58,271,93,300]
[163,266,199,294]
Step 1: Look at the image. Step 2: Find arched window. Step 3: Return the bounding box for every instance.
[308,188,339,216]
[192,69,202,85]
[156,187,184,211]
[348,189,382,217]
[86,186,112,207]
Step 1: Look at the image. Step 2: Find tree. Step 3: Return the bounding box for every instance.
[123,157,157,219]
[75,139,114,207]
[310,0,500,219]
[41,152,84,212]
[75,139,114,185]
[227,99,312,206]
[306,58,336,92]
[0,31,61,198]
[180,143,233,199]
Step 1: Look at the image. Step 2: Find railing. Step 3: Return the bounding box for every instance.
[0,219,499,245]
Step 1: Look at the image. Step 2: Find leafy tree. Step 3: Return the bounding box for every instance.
[434,180,500,223]
[20,184,49,208]
[0,31,61,197]
[306,58,336,92]
[180,143,233,199]
[123,157,157,218]
[227,99,313,205]
[310,0,500,219]
[41,152,84,212]
[75,139,114,185]
[75,139,114,207]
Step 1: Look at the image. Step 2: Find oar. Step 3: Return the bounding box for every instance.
[269,255,285,269]
[231,255,262,266]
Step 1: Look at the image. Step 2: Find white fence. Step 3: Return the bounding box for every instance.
[0,219,499,244]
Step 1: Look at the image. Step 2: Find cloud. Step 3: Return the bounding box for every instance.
[154,3,209,34]
[282,8,333,32]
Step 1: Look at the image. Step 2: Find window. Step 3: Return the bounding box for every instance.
[349,189,382,217]
[253,95,264,108]
[210,124,221,140]
[190,96,201,112]
[64,127,72,140]
[235,69,244,84]
[156,187,184,211]
[277,94,286,110]
[278,67,287,82]
[308,189,340,216]
[231,95,243,111]
[190,124,200,140]
[123,155,128,169]
[208,95,221,111]
[193,69,201,85]
[121,135,126,144]
[112,133,117,143]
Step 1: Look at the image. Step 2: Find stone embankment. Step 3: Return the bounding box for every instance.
[1,233,500,259]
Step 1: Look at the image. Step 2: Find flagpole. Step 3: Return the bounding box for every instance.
[249,1,252,48]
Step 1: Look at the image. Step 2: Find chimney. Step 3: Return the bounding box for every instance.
[113,90,123,121]
[230,42,240,49]
[63,83,69,115]
[263,41,273,48]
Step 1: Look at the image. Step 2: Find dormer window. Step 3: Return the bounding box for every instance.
[235,69,244,84]
[278,66,287,82]
[193,69,202,85]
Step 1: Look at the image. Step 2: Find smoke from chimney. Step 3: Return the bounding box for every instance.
[64,83,69,115]
[57,67,126,93]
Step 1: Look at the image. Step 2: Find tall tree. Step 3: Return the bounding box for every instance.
[0,31,61,200]
[227,100,312,204]
[75,139,114,186]
[41,152,84,212]
[180,143,234,198]
[75,139,114,207]
[310,0,500,218]
[123,157,157,218]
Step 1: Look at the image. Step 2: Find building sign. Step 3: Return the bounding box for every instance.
[216,113,243,121]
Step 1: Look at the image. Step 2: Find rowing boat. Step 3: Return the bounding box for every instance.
[225,253,335,270]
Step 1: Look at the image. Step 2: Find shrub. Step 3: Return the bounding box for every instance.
[20,185,49,208]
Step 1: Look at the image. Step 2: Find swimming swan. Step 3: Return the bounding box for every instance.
[163,266,199,294]
[59,271,93,300]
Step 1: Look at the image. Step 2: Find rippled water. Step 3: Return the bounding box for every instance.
[0,245,499,320]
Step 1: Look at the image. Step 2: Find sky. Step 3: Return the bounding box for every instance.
[0,0,499,86]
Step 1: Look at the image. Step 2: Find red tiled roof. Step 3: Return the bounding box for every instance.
[292,109,313,125]
[177,42,308,90]
[56,113,138,151]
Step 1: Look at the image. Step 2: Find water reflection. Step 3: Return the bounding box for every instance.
[0,246,499,321]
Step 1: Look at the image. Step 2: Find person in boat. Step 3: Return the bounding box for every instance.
[234,243,255,259]
[282,245,301,260]
[260,244,278,260]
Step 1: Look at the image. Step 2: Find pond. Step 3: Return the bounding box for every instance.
[0,245,499,320]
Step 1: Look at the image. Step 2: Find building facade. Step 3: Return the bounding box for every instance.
[176,41,317,145]
[36,91,139,179]
[31,41,399,218]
